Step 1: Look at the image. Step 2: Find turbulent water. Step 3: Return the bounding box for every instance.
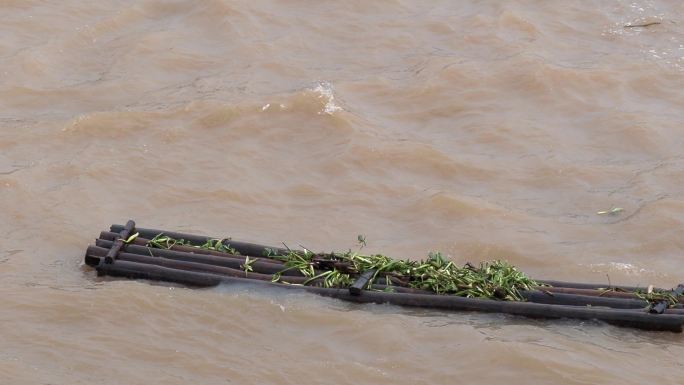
[2,1,684,384]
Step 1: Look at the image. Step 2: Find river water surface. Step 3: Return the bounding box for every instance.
[2,1,684,384]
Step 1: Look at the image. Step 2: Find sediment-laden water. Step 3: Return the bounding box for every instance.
[2,1,684,384]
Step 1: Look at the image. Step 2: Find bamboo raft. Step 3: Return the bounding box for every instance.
[84,220,684,332]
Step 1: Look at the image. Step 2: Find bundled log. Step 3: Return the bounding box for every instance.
[109,224,666,292]
[85,242,653,309]
[85,221,684,332]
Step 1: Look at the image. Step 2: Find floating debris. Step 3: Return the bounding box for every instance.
[83,220,684,332]
[597,207,624,216]
[624,21,661,28]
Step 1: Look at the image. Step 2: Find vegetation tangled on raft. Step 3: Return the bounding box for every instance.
[142,233,684,309]
[146,233,539,301]
[634,289,680,308]
[148,233,239,255]
[271,249,539,300]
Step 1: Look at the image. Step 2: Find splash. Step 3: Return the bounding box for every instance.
[258,83,343,115]
[311,81,342,115]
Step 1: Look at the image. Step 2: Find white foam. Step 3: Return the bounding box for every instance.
[585,262,650,276]
[311,81,342,115]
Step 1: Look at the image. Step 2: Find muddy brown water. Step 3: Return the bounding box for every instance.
[2,1,684,384]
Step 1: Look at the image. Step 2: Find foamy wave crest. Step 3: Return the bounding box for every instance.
[585,262,655,276]
[311,81,342,115]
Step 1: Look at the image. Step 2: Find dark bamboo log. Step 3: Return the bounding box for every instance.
[537,286,684,305]
[538,286,644,299]
[100,231,284,264]
[659,308,684,315]
[519,290,647,309]
[95,239,301,276]
[111,224,289,257]
[536,280,658,292]
[369,285,429,294]
[94,258,222,287]
[91,260,684,332]
[105,220,135,264]
[623,308,684,315]
[350,269,377,296]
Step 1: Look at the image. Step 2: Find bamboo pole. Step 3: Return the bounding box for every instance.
[95,259,223,287]
[536,279,658,292]
[99,232,284,264]
[111,224,289,257]
[537,286,684,305]
[519,290,647,309]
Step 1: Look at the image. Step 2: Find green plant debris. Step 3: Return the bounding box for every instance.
[147,233,239,255]
[199,239,239,255]
[634,289,680,309]
[596,207,624,216]
[241,256,256,275]
[123,232,139,244]
[624,21,661,28]
[147,233,188,249]
[138,234,684,306]
[272,248,539,301]
[145,234,541,301]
